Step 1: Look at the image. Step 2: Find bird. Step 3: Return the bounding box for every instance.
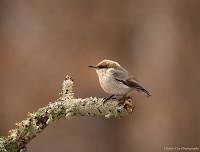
[88,59,151,103]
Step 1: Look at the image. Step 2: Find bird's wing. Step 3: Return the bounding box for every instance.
[111,68,129,80]
[115,75,151,97]
[111,68,138,82]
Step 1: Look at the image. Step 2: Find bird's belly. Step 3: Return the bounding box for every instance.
[99,77,131,95]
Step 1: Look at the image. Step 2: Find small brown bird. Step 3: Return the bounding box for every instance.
[88,59,151,102]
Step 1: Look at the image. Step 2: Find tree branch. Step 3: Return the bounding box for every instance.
[0,75,134,152]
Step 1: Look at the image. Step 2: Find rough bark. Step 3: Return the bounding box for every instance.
[0,75,134,152]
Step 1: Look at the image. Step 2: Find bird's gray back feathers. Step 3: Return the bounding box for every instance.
[110,68,151,97]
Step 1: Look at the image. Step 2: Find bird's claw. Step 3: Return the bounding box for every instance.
[117,98,126,106]
[117,96,131,106]
[102,95,116,104]
[102,95,131,105]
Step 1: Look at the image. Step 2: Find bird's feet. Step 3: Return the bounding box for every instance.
[117,95,131,106]
[102,94,131,105]
[102,95,116,104]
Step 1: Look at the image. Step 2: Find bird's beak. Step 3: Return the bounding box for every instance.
[88,65,97,69]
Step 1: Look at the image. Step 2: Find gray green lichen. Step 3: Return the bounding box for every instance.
[0,75,134,152]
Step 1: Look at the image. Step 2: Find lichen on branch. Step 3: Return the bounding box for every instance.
[0,75,134,152]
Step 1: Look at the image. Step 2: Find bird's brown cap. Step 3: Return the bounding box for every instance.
[88,59,123,70]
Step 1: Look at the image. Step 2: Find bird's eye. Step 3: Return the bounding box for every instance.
[97,66,104,69]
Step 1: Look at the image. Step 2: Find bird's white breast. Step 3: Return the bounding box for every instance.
[96,69,131,95]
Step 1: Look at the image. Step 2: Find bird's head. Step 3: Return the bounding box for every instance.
[88,59,122,69]
[88,59,123,76]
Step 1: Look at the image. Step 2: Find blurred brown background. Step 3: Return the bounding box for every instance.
[0,0,200,152]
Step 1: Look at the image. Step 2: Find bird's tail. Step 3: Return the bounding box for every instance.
[135,83,151,97]
[136,84,151,97]
[128,80,151,97]
[115,78,151,97]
